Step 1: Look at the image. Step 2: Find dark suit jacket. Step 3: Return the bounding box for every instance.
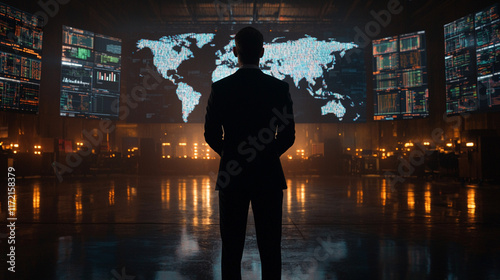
[204,67,295,190]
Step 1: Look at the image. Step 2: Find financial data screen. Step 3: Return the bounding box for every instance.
[372,31,428,120]
[60,26,121,119]
[444,4,500,114]
[0,3,43,113]
[129,28,366,123]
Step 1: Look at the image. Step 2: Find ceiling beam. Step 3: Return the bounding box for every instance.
[320,0,334,21]
[182,0,198,23]
[252,0,259,23]
[343,0,360,23]
[148,0,164,25]
[228,1,234,22]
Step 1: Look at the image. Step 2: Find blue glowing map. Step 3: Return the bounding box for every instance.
[136,32,365,123]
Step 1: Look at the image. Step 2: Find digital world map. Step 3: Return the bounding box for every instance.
[135,32,365,123]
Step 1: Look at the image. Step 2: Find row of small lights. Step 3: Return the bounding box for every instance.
[161,142,214,159]
[344,141,476,159]
[5,144,40,155]
[406,141,474,148]
[3,140,477,157]
[406,141,475,148]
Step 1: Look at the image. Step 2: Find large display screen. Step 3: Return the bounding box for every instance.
[0,3,43,113]
[60,25,121,119]
[444,4,500,114]
[129,28,366,123]
[372,30,428,121]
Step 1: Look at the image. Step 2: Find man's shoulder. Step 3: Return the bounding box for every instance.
[213,69,288,90]
[260,72,289,89]
[212,76,229,87]
[212,72,238,89]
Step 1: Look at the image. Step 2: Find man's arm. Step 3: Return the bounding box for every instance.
[274,85,295,156]
[204,84,224,156]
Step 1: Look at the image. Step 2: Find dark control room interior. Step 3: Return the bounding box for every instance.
[1,0,500,279]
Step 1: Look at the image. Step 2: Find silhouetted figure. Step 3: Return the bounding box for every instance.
[204,27,295,280]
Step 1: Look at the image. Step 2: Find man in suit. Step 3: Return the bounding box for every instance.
[204,26,295,280]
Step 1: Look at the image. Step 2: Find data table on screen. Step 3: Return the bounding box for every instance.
[0,3,43,113]
[373,31,428,120]
[444,3,500,114]
[60,25,122,119]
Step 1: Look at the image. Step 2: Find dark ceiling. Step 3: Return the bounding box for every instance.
[5,0,498,35]
[84,0,377,25]
[6,0,414,29]
[69,0,390,35]
[66,0,463,35]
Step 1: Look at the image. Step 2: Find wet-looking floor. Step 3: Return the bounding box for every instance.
[1,175,500,279]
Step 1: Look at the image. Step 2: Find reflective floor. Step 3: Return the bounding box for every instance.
[1,175,500,279]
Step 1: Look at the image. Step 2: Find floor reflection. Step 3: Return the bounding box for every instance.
[380,180,387,207]
[33,183,40,221]
[109,184,115,206]
[0,175,499,279]
[467,187,476,222]
[424,183,431,215]
[75,185,82,223]
[356,181,364,205]
[407,183,415,212]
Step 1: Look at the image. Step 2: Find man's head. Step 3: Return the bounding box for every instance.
[233,26,264,66]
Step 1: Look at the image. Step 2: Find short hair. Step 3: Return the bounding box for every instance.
[235,26,264,65]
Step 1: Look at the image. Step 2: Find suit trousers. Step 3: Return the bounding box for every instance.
[218,185,283,280]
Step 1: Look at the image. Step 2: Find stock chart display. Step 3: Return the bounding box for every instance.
[0,3,43,113]
[372,31,428,120]
[444,4,500,114]
[129,28,366,123]
[60,26,121,119]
